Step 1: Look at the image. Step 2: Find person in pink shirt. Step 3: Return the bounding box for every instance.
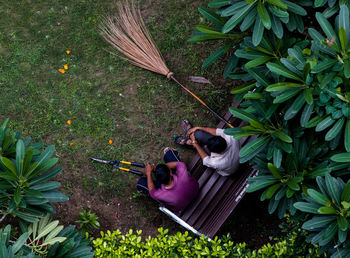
[137,148,199,212]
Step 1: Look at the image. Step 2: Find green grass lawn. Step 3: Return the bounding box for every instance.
[0,0,232,236]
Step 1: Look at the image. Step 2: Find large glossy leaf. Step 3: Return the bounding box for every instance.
[247,176,279,192]
[252,16,265,46]
[30,182,61,192]
[222,4,255,33]
[337,216,349,231]
[26,145,55,177]
[266,0,287,9]
[240,8,257,31]
[284,1,307,16]
[273,88,302,104]
[266,82,304,91]
[208,0,231,8]
[198,7,225,26]
[315,116,335,132]
[257,1,271,29]
[13,211,39,223]
[302,216,335,230]
[27,158,59,180]
[294,202,320,214]
[266,184,281,199]
[1,157,17,175]
[344,59,350,78]
[229,107,258,122]
[12,232,29,254]
[42,190,69,202]
[16,140,24,176]
[202,42,233,68]
[274,130,292,143]
[325,174,341,205]
[267,162,281,179]
[318,206,337,214]
[270,14,283,38]
[339,4,350,43]
[245,56,272,69]
[315,12,337,39]
[239,136,270,158]
[266,63,303,81]
[247,69,269,87]
[331,152,350,163]
[28,166,63,185]
[307,189,330,205]
[325,117,345,141]
[221,1,247,17]
[284,94,305,120]
[341,182,350,202]
[312,59,337,73]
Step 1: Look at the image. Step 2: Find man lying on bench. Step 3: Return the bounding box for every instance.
[136,148,199,212]
[174,119,240,176]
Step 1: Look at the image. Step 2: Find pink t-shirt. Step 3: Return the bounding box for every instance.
[149,162,199,212]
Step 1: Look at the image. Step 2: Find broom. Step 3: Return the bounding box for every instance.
[100,0,233,128]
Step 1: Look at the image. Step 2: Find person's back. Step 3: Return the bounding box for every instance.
[150,162,198,211]
[202,129,240,176]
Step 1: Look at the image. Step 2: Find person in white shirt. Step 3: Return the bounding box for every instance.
[174,120,241,176]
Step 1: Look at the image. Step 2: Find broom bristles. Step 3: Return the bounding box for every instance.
[100,0,171,77]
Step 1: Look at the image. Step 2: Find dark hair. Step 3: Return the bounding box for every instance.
[207,136,227,153]
[154,164,171,185]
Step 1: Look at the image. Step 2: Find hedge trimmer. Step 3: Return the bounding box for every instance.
[91,157,144,176]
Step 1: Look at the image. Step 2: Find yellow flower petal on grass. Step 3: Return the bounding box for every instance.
[67,120,71,125]
[58,68,65,74]
[109,139,113,144]
[69,142,74,146]
[66,50,70,54]
[64,64,68,70]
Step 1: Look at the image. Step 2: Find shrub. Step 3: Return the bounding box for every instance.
[0,119,68,223]
[93,227,322,257]
[0,218,93,258]
[76,210,100,233]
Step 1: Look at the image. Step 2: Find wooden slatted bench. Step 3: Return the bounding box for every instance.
[159,107,258,239]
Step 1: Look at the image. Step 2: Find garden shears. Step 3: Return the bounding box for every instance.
[91,157,145,176]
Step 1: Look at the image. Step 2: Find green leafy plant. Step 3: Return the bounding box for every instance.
[93,227,321,257]
[76,210,100,233]
[0,119,68,223]
[46,225,93,258]
[246,133,335,218]
[25,214,66,256]
[294,174,350,254]
[0,225,32,258]
[208,0,307,46]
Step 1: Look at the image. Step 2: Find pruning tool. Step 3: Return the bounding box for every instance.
[91,157,145,176]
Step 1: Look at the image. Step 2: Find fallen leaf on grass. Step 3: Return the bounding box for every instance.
[189,76,211,84]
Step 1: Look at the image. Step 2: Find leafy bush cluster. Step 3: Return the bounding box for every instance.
[92,227,321,257]
[191,0,350,256]
[0,120,93,257]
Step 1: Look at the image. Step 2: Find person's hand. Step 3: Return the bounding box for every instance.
[145,163,155,176]
[187,127,199,138]
[189,132,196,142]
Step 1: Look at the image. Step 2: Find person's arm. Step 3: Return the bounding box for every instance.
[187,126,217,137]
[190,133,208,160]
[145,164,156,191]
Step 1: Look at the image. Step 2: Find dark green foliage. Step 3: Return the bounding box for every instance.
[192,1,350,255]
[0,119,68,223]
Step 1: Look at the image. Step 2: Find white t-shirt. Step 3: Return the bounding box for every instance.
[202,128,240,176]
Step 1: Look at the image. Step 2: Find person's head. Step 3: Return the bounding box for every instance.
[154,164,171,185]
[207,136,227,153]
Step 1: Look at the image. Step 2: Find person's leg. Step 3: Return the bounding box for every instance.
[163,148,181,163]
[136,176,161,196]
[194,129,213,146]
[136,177,149,196]
[163,148,180,174]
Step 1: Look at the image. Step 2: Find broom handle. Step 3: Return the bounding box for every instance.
[170,76,234,128]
